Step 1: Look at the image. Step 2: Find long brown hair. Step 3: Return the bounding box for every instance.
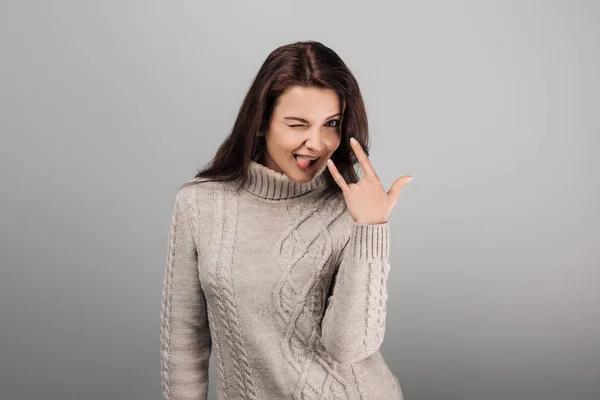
[189,40,370,196]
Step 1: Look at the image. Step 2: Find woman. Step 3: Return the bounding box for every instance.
[160,40,412,400]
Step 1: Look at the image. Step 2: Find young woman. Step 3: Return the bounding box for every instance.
[160,40,412,400]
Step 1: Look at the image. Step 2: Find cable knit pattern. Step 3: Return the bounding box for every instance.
[160,196,179,399]
[215,188,259,400]
[160,161,403,400]
[160,188,212,399]
[188,185,231,399]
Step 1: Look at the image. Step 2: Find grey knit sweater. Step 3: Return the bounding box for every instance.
[160,160,404,399]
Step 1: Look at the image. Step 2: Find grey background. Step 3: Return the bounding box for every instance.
[1,1,598,399]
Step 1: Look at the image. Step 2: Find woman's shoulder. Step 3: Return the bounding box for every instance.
[173,176,234,211]
[177,176,235,196]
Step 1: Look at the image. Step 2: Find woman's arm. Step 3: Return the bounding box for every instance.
[320,220,391,364]
[160,189,211,399]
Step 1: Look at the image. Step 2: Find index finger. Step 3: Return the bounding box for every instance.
[350,137,377,178]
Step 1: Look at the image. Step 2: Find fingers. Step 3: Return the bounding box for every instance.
[326,159,349,192]
[387,175,413,202]
[350,137,377,179]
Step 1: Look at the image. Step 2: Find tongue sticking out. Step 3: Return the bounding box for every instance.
[295,156,312,169]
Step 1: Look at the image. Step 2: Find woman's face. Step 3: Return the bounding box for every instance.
[261,85,344,182]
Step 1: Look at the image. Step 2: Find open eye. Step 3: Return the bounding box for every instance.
[326,119,341,128]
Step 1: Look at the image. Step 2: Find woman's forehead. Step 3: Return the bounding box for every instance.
[274,86,343,120]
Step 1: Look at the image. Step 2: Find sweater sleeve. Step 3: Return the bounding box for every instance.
[320,220,391,364]
[160,190,211,399]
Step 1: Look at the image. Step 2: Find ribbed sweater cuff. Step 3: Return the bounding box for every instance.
[346,221,390,261]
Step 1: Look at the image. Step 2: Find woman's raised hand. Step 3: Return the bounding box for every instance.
[327,137,413,225]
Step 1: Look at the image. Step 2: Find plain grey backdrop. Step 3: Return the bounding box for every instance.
[1,1,598,399]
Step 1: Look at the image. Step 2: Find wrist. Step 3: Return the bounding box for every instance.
[353,219,387,225]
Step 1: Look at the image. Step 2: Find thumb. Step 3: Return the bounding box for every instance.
[387,175,413,203]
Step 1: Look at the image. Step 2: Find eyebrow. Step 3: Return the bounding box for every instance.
[283,112,342,124]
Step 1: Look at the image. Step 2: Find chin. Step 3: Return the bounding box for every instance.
[284,166,313,183]
[290,175,312,183]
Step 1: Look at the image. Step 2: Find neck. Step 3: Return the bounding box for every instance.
[240,160,329,200]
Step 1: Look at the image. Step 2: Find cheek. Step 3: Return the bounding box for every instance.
[324,132,342,151]
[266,130,297,152]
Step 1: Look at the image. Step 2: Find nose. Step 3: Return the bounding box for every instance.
[304,126,325,153]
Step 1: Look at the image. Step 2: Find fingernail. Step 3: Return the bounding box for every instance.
[407,176,414,183]
[350,137,357,145]
[327,159,333,166]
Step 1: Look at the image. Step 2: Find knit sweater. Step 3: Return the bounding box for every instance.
[160,160,404,400]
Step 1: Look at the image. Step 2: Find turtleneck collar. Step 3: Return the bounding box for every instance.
[240,160,329,200]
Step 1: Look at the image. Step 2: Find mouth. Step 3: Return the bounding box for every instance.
[293,154,321,170]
